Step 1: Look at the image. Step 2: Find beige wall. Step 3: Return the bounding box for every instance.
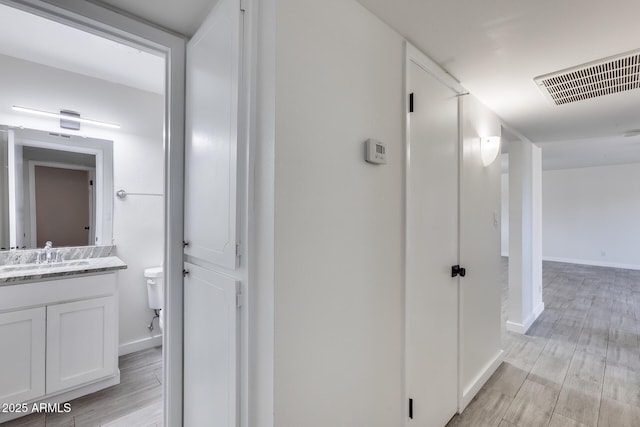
[34,166,90,247]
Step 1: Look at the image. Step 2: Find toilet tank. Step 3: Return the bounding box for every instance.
[144,267,164,310]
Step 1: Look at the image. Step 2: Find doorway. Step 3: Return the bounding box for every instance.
[0,1,185,425]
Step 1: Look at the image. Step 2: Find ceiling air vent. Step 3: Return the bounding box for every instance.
[534,50,640,105]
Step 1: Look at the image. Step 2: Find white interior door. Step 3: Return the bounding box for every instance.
[184,0,241,270]
[405,60,460,426]
[183,262,239,427]
[183,0,243,426]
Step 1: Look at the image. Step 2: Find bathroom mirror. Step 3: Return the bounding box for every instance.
[0,126,113,250]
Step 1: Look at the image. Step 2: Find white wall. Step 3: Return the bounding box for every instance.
[0,131,8,249]
[0,54,164,353]
[543,163,640,269]
[272,0,508,423]
[459,94,503,407]
[501,168,509,256]
[251,0,276,425]
[274,0,404,425]
[507,140,543,334]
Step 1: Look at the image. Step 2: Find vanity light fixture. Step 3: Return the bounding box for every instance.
[480,136,501,167]
[11,106,121,129]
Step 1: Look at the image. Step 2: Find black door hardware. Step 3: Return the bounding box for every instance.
[409,398,413,419]
[451,265,466,278]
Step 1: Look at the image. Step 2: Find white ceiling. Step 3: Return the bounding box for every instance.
[0,3,164,95]
[5,0,640,169]
[96,0,216,37]
[94,0,640,170]
[355,0,640,169]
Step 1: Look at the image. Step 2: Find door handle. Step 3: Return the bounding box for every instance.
[451,265,466,278]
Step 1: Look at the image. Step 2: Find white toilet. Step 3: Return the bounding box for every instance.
[144,267,164,332]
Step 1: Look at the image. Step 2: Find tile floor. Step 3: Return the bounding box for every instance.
[1,347,163,427]
[449,259,640,427]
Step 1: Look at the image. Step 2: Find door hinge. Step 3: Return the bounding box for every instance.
[409,93,414,113]
[409,398,413,419]
[236,243,241,257]
[240,0,246,11]
[236,287,242,308]
[451,265,466,278]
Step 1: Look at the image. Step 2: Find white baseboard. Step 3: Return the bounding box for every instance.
[119,335,162,356]
[506,302,545,334]
[542,256,640,271]
[460,349,504,411]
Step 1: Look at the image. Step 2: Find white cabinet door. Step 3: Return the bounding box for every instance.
[46,296,117,393]
[184,0,242,270]
[183,262,239,427]
[0,307,46,405]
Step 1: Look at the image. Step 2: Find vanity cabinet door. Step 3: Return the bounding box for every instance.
[0,307,46,406]
[46,296,117,394]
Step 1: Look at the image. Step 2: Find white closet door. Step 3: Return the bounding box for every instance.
[184,0,242,270]
[405,59,460,426]
[183,262,239,427]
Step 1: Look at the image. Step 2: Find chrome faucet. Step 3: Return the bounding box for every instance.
[44,241,53,263]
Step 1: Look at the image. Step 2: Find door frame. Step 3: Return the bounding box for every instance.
[0,1,187,425]
[403,42,468,419]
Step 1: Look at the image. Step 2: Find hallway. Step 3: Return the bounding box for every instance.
[450,259,640,427]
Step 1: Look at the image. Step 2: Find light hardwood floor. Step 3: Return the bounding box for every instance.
[449,259,640,427]
[5,260,639,427]
[1,347,163,427]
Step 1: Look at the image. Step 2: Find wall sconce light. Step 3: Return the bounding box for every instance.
[480,136,501,167]
[11,105,120,129]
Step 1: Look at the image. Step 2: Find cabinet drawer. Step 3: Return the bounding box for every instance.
[0,273,116,312]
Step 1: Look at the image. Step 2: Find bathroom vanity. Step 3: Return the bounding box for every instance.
[0,247,126,423]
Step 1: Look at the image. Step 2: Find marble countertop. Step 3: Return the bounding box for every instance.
[0,256,127,284]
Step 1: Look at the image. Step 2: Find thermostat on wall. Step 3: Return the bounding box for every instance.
[365,139,387,164]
